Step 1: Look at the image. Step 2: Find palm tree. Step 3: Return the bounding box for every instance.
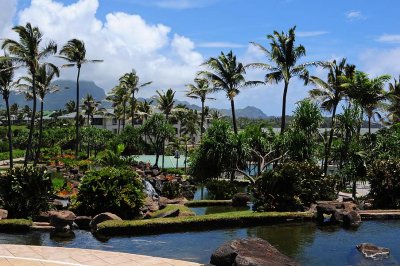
[181,109,200,143]
[386,76,400,124]
[186,77,214,140]
[200,51,262,134]
[119,70,152,126]
[308,59,353,175]
[137,99,153,120]
[345,71,390,134]
[2,23,57,166]
[58,39,103,158]
[248,26,315,134]
[81,94,101,126]
[0,57,15,168]
[17,63,59,163]
[10,103,19,117]
[65,100,76,114]
[106,85,130,130]
[156,88,175,120]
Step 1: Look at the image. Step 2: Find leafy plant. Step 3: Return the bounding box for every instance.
[0,166,52,218]
[206,180,238,200]
[72,167,145,219]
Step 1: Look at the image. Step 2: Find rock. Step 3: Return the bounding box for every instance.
[90,212,122,229]
[210,237,298,266]
[144,196,160,212]
[74,216,92,230]
[152,169,159,176]
[343,211,361,227]
[136,169,145,177]
[52,199,65,210]
[0,209,8,219]
[48,210,76,228]
[159,197,188,205]
[357,243,390,259]
[232,193,250,207]
[155,209,180,218]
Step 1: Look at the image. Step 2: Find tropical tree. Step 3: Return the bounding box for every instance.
[137,99,153,120]
[0,57,15,168]
[186,77,214,140]
[81,94,102,126]
[156,88,175,120]
[107,85,130,130]
[308,59,353,175]
[249,26,315,134]
[58,39,103,158]
[2,23,57,166]
[10,103,19,117]
[17,63,60,163]
[386,76,400,124]
[65,100,76,114]
[181,109,200,142]
[119,70,152,126]
[200,51,262,134]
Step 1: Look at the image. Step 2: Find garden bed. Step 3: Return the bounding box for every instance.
[96,211,313,236]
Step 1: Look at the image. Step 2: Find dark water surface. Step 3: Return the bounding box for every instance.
[1,221,400,265]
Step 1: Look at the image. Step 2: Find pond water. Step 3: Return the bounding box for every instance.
[1,221,400,265]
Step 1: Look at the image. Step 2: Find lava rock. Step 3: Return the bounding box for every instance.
[343,210,362,228]
[75,216,92,230]
[210,237,298,266]
[90,212,122,229]
[48,210,76,228]
[357,243,390,259]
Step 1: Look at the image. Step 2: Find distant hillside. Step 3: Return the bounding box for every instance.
[217,106,268,119]
[9,80,106,111]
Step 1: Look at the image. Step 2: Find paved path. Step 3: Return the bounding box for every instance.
[0,244,202,266]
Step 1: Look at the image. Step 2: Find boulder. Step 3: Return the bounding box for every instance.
[74,216,92,230]
[232,193,250,207]
[210,237,298,266]
[144,196,160,212]
[357,243,390,259]
[0,209,8,220]
[343,210,362,228]
[90,212,122,229]
[48,210,76,228]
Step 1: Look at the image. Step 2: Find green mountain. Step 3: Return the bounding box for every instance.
[9,80,106,111]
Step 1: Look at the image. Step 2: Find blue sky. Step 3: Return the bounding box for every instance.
[2,0,400,115]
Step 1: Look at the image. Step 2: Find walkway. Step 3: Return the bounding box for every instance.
[0,244,202,266]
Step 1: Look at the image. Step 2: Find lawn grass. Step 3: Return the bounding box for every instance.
[185,200,232,207]
[0,219,32,233]
[97,210,313,236]
[0,149,25,161]
[148,204,195,218]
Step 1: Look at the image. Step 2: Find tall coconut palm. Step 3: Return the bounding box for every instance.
[2,23,57,166]
[345,71,390,134]
[200,51,262,134]
[58,39,103,158]
[186,77,214,140]
[308,58,352,175]
[119,70,152,126]
[137,100,153,120]
[106,85,130,130]
[156,88,175,120]
[0,57,15,168]
[17,63,59,163]
[81,94,101,126]
[386,76,400,124]
[248,26,315,134]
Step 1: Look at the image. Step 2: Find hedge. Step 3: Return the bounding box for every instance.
[0,219,32,233]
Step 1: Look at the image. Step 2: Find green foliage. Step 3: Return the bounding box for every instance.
[206,180,238,200]
[0,219,32,233]
[0,149,25,161]
[190,120,246,181]
[148,204,195,219]
[73,167,145,219]
[252,161,336,212]
[81,127,114,157]
[161,181,183,199]
[368,159,400,209]
[164,168,185,176]
[99,144,127,167]
[371,124,400,160]
[118,125,144,155]
[0,167,52,218]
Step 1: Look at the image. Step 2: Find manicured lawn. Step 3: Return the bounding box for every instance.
[0,219,32,233]
[148,204,195,218]
[97,211,313,236]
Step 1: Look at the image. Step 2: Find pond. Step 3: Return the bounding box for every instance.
[1,221,400,265]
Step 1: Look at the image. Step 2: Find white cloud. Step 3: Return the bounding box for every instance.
[376,34,400,44]
[132,0,217,9]
[360,48,400,78]
[346,10,365,21]
[297,31,328,38]
[197,42,246,48]
[0,0,17,37]
[8,0,204,99]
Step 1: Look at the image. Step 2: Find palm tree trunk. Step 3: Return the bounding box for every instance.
[230,98,238,134]
[118,119,121,134]
[122,102,126,131]
[131,91,135,127]
[280,80,289,135]
[323,104,338,175]
[25,73,36,167]
[35,101,44,164]
[5,97,13,169]
[75,66,81,159]
[200,99,205,141]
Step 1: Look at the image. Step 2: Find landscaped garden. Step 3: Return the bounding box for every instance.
[2,20,400,265]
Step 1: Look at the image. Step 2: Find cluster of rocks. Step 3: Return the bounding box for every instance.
[0,209,8,220]
[312,200,361,228]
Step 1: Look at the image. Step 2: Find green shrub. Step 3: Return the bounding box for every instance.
[161,181,183,199]
[206,180,238,200]
[164,168,185,176]
[0,167,52,218]
[368,159,400,209]
[252,161,336,212]
[72,167,145,219]
[0,149,25,161]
